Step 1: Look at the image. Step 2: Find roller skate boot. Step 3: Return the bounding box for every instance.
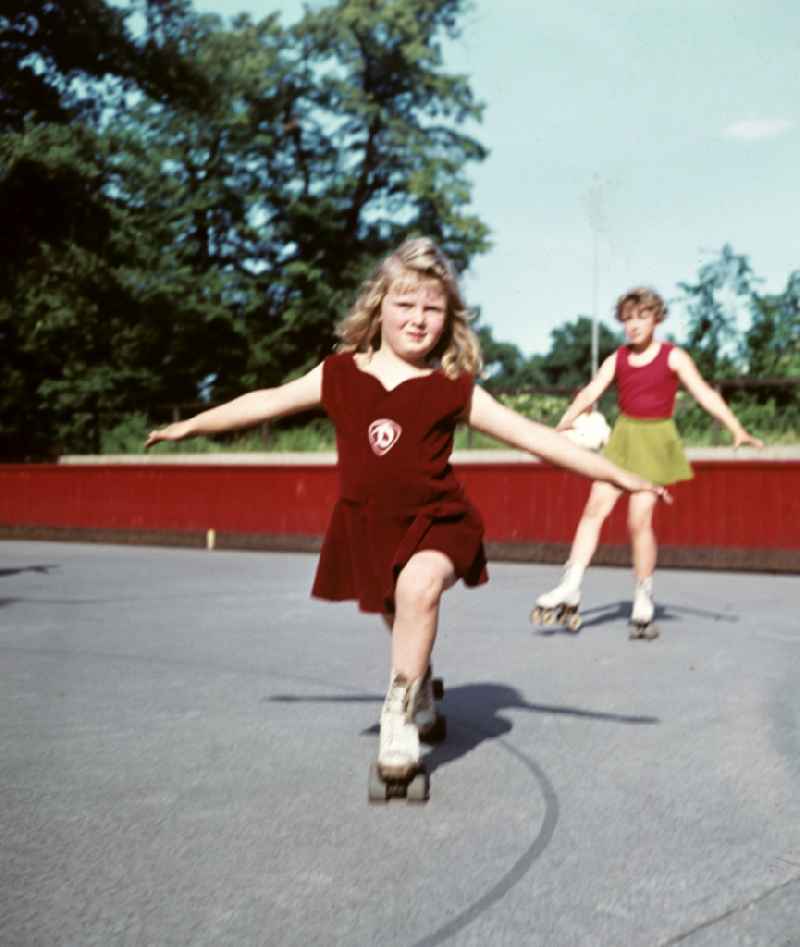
[629,576,659,640]
[530,562,584,632]
[415,666,446,744]
[368,673,430,803]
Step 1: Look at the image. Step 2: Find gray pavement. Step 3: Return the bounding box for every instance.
[1,541,799,947]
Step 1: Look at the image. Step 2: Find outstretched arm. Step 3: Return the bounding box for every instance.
[467,386,670,500]
[145,364,324,448]
[555,354,616,431]
[669,349,764,448]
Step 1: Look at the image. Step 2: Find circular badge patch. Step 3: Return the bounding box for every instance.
[368,418,402,456]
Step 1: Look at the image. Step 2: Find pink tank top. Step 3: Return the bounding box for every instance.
[615,343,678,419]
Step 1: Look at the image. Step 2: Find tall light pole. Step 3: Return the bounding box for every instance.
[583,174,606,380]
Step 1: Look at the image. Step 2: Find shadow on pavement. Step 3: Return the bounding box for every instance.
[269,681,658,773]
[0,565,58,578]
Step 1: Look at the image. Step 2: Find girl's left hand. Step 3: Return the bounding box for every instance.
[655,485,673,505]
[733,430,764,449]
[627,474,673,504]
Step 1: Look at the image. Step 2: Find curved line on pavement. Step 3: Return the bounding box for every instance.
[411,716,559,947]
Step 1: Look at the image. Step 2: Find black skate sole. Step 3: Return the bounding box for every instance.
[368,763,429,804]
[629,622,659,640]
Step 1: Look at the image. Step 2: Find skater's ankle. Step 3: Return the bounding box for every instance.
[391,665,427,685]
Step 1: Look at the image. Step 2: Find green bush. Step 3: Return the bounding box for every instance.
[96,413,336,454]
[675,394,799,445]
[88,389,799,457]
[497,392,568,425]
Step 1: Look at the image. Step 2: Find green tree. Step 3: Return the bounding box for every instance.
[746,271,800,378]
[475,324,546,392]
[257,0,489,383]
[538,316,620,392]
[0,0,212,456]
[677,244,756,379]
[105,0,490,396]
[0,0,209,131]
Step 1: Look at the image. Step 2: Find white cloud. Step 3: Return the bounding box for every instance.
[723,119,794,141]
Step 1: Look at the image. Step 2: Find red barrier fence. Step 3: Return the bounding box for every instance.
[2,453,799,571]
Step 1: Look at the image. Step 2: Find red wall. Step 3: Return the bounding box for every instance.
[2,460,798,561]
[458,461,800,550]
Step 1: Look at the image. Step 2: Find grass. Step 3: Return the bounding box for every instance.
[94,402,798,456]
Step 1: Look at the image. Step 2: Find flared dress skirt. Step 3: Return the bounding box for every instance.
[603,414,694,486]
[313,496,487,614]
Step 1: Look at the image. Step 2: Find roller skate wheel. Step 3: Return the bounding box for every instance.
[629,622,659,641]
[405,770,430,804]
[368,763,390,803]
[432,677,444,700]
[420,713,447,745]
[566,613,582,632]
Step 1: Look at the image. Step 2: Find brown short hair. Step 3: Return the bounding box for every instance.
[614,287,667,323]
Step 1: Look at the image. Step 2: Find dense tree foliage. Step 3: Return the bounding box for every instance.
[1,0,489,456]
[677,245,799,415]
[746,271,800,378]
[478,316,619,395]
[677,243,757,379]
[1,0,214,455]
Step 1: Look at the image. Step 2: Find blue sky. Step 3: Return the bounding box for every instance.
[193,0,799,359]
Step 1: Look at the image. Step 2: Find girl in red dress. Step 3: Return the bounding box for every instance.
[533,287,762,640]
[146,241,668,794]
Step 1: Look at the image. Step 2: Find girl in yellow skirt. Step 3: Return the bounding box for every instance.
[531,287,763,639]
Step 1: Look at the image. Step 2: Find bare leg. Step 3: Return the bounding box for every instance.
[374,552,455,782]
[567,480,623,568]
[627,492,659,638]
[391,550,455,681]
[627,491,658,579]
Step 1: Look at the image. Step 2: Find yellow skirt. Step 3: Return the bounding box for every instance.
[602,415,693,486]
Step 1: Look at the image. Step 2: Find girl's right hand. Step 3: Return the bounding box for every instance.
[733,428,764,449]
[145,421,192,449]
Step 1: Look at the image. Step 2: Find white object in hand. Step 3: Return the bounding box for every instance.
[564,410,611,451]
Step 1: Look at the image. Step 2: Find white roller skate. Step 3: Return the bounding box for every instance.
[415,666,446,744]
[369,673,429,803]
[530,562,584,632]
[629,576,659,640]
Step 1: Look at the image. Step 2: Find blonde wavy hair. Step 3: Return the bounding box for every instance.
[614,287,668,323]
[335,237,482,379]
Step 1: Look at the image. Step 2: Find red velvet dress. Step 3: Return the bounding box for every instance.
[311,353,488,614]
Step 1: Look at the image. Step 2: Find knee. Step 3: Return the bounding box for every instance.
[395,566,446,615]
[628,511,653,536]
[584,497,614,522]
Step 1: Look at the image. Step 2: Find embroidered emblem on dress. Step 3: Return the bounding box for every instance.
[368,418,402,456]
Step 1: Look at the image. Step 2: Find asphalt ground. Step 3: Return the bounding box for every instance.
[1,541,799,947]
